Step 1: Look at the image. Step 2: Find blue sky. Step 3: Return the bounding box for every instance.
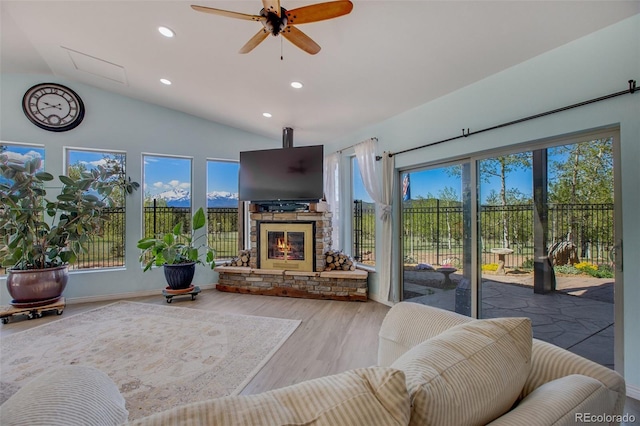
[4,144,558,204]
[353,158,535,204]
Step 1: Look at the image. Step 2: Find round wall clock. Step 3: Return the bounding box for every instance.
[22,83,85,132]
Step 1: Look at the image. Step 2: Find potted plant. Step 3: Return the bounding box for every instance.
[0,154,139,306]
[137,207,216,290]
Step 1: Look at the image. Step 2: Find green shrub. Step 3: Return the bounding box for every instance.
[554,264,581,275]
[521,257,534,269]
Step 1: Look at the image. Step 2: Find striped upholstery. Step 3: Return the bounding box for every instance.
[127,367,411,426]
[488,374,615,426]
[378,302,626,425]
[522,340,626,415]
[390,317,532,426]
[0,365,128,426]
[378,302,472,367]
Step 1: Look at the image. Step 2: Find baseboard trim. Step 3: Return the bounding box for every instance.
[627,384,640,401]
[368,293,394,307]
[65,284,217,305]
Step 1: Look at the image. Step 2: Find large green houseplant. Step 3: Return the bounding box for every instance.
[137,207,216,290]
[0,153,139,305]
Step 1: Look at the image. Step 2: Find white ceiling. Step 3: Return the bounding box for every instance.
[2,1,638,146]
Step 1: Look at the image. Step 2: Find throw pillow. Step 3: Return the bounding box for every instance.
[0,365,128,426]
[391,317,532,426]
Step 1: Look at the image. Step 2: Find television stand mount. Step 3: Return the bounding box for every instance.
[253,202,311,212]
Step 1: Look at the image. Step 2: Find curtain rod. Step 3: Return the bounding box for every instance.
[337,137,378,154]
[387,79,637,158]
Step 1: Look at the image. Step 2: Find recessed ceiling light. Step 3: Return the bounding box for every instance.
[263,112,272,118]
[290,81,303,89]
[158,26,175,38]
[160,78,172,85]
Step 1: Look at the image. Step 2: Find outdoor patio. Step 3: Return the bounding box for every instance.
[404,271,615,369]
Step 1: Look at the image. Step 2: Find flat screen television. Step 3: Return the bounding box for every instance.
[239,145,324,203]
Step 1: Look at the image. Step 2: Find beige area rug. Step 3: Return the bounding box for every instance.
[0,301,301,420]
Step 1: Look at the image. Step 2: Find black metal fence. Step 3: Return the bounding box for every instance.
[206,208,239,259]
[71,207,126,270]
[353,201,614,269]
[142,204,239,260]
[352,200,376,264]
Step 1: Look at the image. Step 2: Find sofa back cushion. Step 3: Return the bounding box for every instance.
[391,317,532,426]
[127,367,410,426]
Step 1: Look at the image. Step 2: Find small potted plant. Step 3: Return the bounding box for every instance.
[0,153,139,306]
[137,207,216,290]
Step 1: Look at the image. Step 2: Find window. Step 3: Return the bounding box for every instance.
[352,157,376,265]
[66,148,128,270]
[142,155,192,238]
[206,160,239,259]
[0,143,45,170]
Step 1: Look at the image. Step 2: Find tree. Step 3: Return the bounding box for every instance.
[438,186,461,250]
[479,153,531,248]
[548,138,613,205]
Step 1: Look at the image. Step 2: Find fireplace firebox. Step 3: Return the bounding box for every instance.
[258,222,315,271]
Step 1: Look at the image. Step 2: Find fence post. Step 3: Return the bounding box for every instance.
[153,198,157,236]
[436,198,440,264]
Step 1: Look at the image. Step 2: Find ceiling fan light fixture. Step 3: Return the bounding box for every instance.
[160,78,172,85]
[263,112,273,118]
[290,81,303,89]
[158,26,175,38]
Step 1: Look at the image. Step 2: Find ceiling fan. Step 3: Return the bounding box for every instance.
[191,0,353,55]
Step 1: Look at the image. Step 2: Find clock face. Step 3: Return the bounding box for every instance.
[22,83,85,132]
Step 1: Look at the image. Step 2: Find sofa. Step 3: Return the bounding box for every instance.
[0,302,626,425]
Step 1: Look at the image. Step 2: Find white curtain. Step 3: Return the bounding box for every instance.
[323,153,341,250]
[354,138,394,302]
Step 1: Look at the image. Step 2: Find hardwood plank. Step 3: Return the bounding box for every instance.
[0,289,390,395]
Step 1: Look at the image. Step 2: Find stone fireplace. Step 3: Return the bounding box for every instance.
[215,205,368,301]
[258,222,314,272]
[249,210,332,272]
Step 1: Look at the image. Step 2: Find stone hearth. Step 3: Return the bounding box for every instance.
[216,267,368,302]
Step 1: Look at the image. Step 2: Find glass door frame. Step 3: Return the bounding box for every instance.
[396,126,623,373]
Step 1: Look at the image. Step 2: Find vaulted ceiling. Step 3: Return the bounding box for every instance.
[2,1,638,145]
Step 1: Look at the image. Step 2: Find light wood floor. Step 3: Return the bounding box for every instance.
[0,289,391,395]
[2,290,638,419]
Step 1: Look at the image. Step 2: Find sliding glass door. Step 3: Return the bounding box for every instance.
[400,161,473,314]
[399,129,622,370]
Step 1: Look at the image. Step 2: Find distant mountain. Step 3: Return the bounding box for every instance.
[207,191,239,208]
[152,188,191,207]
[146,189,238,208]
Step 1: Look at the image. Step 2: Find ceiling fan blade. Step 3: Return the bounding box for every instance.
[191,5,264,21]
[262,0,281,17]
[282,25,321,55]
[286,0,353,25]
[239,29,269,54]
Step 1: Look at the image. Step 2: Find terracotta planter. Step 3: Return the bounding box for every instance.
[163,262,196,290]
[6,265,68,306]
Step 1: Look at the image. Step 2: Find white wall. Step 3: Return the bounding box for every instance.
[326,15,640,392]
[0,73,277,303]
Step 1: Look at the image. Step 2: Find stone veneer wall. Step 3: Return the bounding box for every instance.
[250,211,333,272]
[216,267,368,302]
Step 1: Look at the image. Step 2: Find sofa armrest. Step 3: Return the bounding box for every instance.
[524,340,626,416]
[488,374,619,426]
[377,302,471,366]
[0,365,128,426]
